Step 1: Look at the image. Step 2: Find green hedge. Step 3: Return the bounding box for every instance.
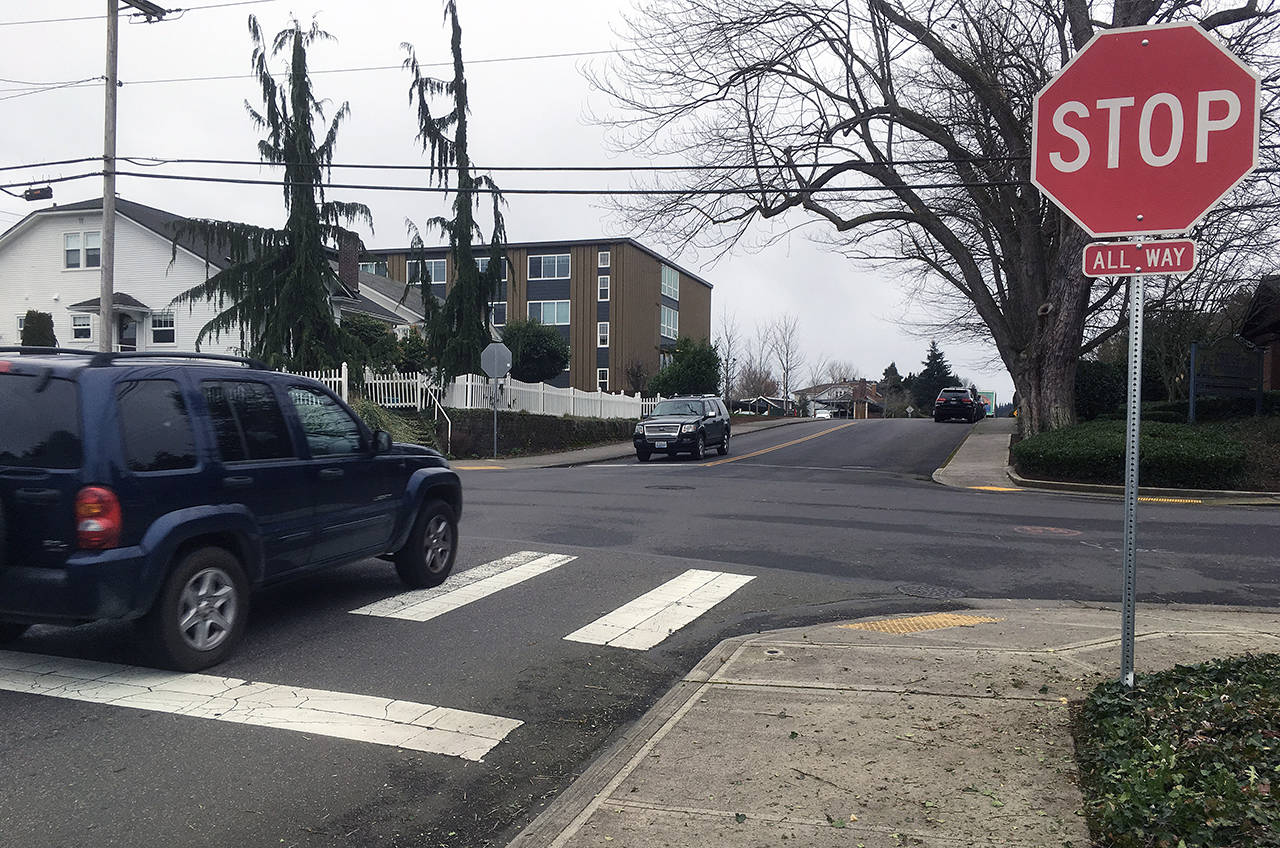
[440,408,636,458]
[349,396,439,450]
[1011,419,1247,489]
[1076,654,1280,848]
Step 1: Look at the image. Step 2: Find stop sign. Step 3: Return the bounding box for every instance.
[1032,23,1259,238]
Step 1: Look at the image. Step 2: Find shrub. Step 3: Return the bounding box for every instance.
[502,319,570,383]
[1011,419,1247,489]
[1076,654,1280,848]
[348,395,437,449]
[1075,359,1125,421]
[20,310,57,347]
[648,336,720,396]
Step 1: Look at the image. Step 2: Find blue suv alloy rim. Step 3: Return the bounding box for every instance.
[178,566,240,652]
[425,514,454,574]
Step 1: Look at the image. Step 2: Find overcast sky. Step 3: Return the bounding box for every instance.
[0,0,1015,401]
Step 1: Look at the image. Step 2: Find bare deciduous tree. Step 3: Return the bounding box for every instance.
[592,0,1280,433]
[768,313,806,412]
[714,307,742,403]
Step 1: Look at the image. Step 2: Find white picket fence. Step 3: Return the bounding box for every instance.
[289,363,660,421]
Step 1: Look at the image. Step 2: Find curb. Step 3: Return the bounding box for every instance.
[1005,466,1280,504]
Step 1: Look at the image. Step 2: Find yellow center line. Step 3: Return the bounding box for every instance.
[969,485,1023,492]
[702,421,859,467]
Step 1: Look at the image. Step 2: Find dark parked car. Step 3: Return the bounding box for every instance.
[0,348,461,670]
[933,387,983,423]
[634,395,730,461]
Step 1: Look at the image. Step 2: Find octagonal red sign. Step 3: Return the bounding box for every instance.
[1032,23,1260,238]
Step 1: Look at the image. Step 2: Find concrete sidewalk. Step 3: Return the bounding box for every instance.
[451,416,812,470]
[510,603,1280,848]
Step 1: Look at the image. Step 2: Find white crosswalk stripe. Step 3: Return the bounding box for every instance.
[564,569,755,650]
[350,550,577,622]
[0,651,520,760]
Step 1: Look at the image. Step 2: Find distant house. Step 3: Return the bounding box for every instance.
[360,238,713,392]
[793,378,884,419]
[733,396,788,415]
[0,197,420,353]
[1240,274,1279,391]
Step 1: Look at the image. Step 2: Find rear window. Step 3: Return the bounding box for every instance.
[117,379,198,472]
[0,373,82,468]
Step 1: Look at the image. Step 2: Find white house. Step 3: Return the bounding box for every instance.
[0,196,425,353]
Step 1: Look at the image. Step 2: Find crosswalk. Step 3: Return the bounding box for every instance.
[2,550,754,759]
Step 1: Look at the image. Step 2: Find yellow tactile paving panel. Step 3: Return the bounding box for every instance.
[839,613,1003,634]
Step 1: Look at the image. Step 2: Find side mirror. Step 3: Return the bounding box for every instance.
[373,430,393,454]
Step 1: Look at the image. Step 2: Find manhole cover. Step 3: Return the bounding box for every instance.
[896,583,965,600]
[645,485,695,491]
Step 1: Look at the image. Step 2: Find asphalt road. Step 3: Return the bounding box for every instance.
[2,418,1276,848]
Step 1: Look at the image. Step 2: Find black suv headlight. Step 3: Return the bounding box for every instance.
[680,423,697,433]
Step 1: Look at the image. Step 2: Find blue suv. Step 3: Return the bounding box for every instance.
[0,348,461,671]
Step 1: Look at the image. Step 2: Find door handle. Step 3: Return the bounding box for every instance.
[222,475,254,489]
[15,487,59,504]
[318,468,344,480]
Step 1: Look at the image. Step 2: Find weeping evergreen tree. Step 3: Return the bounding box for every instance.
[403,0,507,380]
[171,15,371,368]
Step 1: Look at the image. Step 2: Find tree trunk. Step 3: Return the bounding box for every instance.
[1009,225,1093,434]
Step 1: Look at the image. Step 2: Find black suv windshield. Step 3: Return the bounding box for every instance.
[0,373,82,468]
[651,400,705,417]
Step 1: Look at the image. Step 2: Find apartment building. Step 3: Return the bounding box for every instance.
[361,238,713,392]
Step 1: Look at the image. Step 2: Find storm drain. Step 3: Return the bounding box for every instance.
[840,612,1002,635]
[896,583,966,600]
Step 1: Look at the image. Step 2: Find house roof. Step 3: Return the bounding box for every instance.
[1241,275,1280,346]
[363,237,715,290]
[336,294,407,325]
[353,269,428,317]
[2,197,235,271]
[67,292,151,312]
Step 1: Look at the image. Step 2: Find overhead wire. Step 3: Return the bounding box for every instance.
[0,0,275,28]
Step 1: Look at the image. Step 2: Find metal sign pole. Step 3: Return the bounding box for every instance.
[492,379,499,459]
[1120,274,1145,687]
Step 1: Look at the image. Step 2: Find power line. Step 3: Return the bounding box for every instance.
[0,0,275,28]
[0,78,104,103]
[0,47,631,98]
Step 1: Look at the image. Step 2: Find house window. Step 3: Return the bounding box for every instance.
[598,250,610,269]
[660,264,679,300]
[528,253,570,280]
[598,275,610,302]
[597,321,609,348]
[490,302,507,327]
[358,261,388,277]
[72,314,92,340]
[408,258,447,285]
[528,300,569,325]
[151,310,176,345]
[660,351,673,368]
[660,304,679,339]
[16,315,25,333]
[597,368,609,392]
[63,231,100,270]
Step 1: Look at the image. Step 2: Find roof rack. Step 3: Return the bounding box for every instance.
[86,351,270,370]
[0,346,101,357]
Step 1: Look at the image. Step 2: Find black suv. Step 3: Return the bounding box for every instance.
[933,386,983,423]
[633,395,731,461]
[0,348,461,670]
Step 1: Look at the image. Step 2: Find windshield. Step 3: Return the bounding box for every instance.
[651,400,704,417]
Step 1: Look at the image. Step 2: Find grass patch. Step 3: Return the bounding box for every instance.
[1075,654,1280,848]
[1011,419,1257,490]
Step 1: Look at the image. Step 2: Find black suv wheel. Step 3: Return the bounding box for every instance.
[717,431,730,456]
[142,546,249,672]
[691,432,706,460]
[395,500,458,588]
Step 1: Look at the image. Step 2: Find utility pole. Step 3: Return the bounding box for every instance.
[100,0,118,352]
[101,1,169,352]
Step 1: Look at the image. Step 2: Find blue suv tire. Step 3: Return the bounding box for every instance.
[141,546,249,671]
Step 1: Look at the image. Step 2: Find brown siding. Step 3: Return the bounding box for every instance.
[615,243,661,392]
[678,270,712,344]
[569,244,597,391]
[385,253,408,283]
